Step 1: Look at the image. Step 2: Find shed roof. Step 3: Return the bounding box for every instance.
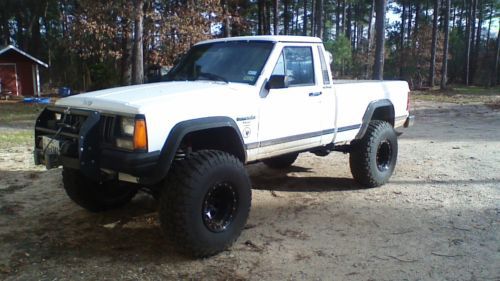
[0,45,48,68]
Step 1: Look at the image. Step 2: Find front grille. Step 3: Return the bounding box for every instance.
[35,107,122,152]
[100,116,116,145]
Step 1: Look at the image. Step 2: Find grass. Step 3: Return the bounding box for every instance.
[412,85,500,106]
[0,103,45,123]
[0,130,33,149]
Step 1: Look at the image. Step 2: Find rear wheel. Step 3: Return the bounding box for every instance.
[159,150,252,257]
[349,120,398,188]
[62,168,138,212]
[262,152,299,169]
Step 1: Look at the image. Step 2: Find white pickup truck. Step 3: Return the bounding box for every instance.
[34,35,413,257]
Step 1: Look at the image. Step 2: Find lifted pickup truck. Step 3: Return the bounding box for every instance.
[34,36,413,257]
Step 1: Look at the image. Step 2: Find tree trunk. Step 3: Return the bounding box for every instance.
[292,0,300,35]
[485,3,493,46]
[265,0,271,35]
[469,0,477,83]
[464,0,472,85]
[406,4,412,41]
[414,2,420,46]
[372,0,386,80]
[258,0,264,35]
[303,0,308,35]
[311,0,316,36]
[429,0,439,87]
[346,4,352,41]
[399,2,406,79]
[222,0,231,37]
[451,6,456,29]
[457,0,465,31]
[440,0,450,89]
[132,0,144,85]
[365,0,375,79]
[341,0,345,34]
[367,0,374,50]
[284,0,289,35]
[335,0,340,37]
[315,0,323,39]
[493,28,500,86]
[121,20,132,86]
[471,0,483,81]
[273,0,279,35]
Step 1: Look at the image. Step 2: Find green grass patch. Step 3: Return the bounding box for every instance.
[0,131,33,149]
[413,85,500,104]
[449,85,500,96]
[0,103,44,123]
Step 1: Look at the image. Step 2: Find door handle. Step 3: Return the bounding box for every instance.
[309,92,322,97]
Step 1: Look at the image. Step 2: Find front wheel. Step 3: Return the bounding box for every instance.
[62,168,138,212]
[349,120,398,188]
[159,150,252,258]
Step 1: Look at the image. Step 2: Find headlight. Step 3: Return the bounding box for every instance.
[116,137,134,150]
[115,116,148,151]
[120,117,135,136]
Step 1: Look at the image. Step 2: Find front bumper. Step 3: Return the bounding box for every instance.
[34,106,160,183]
[404,115,415,128]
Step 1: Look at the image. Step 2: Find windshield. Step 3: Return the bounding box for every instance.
[166,41,274,85]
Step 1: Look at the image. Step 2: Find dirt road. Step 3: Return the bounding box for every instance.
[1,99,499,280]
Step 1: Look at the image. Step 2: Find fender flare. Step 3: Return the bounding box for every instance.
[139,116,245,185]
[355,99,395,139]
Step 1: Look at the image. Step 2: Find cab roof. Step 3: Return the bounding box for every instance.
[196,35,323,46]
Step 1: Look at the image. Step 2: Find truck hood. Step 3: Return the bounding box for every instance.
[56,81,254,114]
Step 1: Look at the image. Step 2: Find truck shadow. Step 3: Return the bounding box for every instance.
[249,165,363,192]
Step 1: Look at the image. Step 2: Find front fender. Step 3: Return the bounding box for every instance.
[139,116,245,185]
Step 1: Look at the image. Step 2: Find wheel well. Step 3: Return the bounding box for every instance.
[371,105,395,126]
[181,127,246,162]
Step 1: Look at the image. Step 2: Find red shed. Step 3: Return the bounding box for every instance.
[0,45,48,97]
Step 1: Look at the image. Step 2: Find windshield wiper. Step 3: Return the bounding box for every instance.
[197,72,228,83]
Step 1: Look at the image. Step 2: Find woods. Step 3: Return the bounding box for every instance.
[0,0,498,92]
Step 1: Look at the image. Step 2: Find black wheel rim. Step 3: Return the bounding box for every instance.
[376,140,392,172]
[202,182,238,233]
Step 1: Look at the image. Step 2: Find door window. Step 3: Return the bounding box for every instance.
[271,47,315,86]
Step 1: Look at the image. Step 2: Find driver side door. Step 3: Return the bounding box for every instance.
[257,46,324,158]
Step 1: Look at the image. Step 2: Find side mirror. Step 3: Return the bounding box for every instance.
[265,75,288,90]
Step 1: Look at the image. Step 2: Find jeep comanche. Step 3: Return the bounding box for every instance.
[34,35,414,257]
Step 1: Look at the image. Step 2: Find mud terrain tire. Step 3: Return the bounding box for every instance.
[159,150,252,258]
[262,152,299,169]
[62,168,138,212]
[349,120,398,188]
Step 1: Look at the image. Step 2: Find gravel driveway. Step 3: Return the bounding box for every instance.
[1,99,499,280]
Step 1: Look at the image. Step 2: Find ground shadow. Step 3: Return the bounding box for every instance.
[249,165,364,192]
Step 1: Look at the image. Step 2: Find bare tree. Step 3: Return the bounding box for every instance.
[303,0,308,35]
[440,0,450,90]
[429,0,439,87]
[273,0,279,35]
[132,0,144,85]
[464,0,473,85]
[372,0,386,80]
[494,28,500,86]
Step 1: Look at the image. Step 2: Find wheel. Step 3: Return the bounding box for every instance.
[262,152,299,169]
[349,120,398,188]
[62,168,138,212]
[159,150,252,257]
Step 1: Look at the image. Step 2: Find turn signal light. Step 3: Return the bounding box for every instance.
[133,119,148,150]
